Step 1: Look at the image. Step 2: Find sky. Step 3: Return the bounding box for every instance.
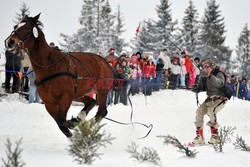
[0,0,250,56]
[0,89,250,167]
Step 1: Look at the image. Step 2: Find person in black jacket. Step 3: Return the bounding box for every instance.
[154,52,165,91]
[5,50,22,93]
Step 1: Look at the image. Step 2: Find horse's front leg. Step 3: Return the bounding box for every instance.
[87,90,109,126]
[45,101,72,138]
[66,96,96,129]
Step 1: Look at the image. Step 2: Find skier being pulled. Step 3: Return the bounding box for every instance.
[191,59,229,144]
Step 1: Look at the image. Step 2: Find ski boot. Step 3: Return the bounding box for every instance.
[192,128,205,145]
[208,127,220,144]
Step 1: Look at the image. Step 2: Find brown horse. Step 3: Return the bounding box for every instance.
[5,14,114,137]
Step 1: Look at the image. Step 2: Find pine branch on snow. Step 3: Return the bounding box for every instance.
[212,126,236,152]
[233,135,250,152]
[68,123,115,165]
[126,142,161,166]
[158,134,198,157]
[1,138,25,167]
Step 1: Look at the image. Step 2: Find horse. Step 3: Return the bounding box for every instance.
[4,14,114,137]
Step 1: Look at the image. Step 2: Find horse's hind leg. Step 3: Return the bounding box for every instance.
[67,96,96,129]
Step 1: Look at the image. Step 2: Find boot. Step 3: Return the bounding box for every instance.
[192,128,205,144]
[208,127,220,144]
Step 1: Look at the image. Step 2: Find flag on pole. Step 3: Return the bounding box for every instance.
[136,22,141,34]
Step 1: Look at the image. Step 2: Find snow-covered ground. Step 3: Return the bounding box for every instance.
[0,89,250,167]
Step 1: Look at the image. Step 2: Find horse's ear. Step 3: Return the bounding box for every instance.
[33,13,41,22]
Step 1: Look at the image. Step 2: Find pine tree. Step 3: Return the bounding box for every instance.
[155,0,178,55]
[199,0,232,65]
[1,138,25,167]
[14,2,31,24]
[112,5,127,55]
[99,0,115,55]
[78,0,98,52]
[68,123,114,165]
[235,23,250,78]
[60,0,98,52]
[180,0,200,56]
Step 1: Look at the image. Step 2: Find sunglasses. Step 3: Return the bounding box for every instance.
[203,65,210,69]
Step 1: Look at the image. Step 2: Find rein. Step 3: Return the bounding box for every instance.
[104,87,153,139]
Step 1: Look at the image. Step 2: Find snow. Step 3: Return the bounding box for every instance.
[0,90,250,167]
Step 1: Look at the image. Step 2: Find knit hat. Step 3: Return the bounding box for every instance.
[148,55,153,60]
[203,59,214,68]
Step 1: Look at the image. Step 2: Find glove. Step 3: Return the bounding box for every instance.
[200,69,208,77]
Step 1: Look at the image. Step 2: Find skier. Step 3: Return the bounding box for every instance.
[190,59,229,144]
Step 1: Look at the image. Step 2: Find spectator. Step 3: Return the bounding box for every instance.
[159,49,171,78]
[194,57,201,85]
[168,58,181,89]
[129,54,141,95]
[98,52,103,57]
[142,55,156,96]
[21,50,31,92]
[5,50,22,93]
[27,66,41,103]
[184,53,194,89]
[179,54,187,89]
[247,80,250,101]
[105,48,118,68]
[154,51,164,91]
[238,78,248,100]
[114,58,131,105]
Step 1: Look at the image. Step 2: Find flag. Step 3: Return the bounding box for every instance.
[136,22,141,34]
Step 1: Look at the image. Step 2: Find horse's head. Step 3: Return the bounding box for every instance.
[5,13,42,54]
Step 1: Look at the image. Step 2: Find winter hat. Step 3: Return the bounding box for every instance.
[109,48,114,52]
[148,55,153,60]
[120,50,127,56]
[131,54,137,59]
[203,59,214,68]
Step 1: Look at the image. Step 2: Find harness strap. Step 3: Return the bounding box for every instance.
[35,72,77,86]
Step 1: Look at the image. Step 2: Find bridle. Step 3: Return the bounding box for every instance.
[6,20,38,51]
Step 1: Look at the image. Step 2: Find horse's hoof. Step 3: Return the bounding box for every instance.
[66,117,81,129]
[66,131,73,138]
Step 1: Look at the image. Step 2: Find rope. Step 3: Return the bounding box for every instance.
[104,87,153,139]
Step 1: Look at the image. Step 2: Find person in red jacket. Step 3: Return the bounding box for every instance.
[184,53,194,89]
[142,55,156,96]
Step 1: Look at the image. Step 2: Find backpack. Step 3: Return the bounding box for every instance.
[213,67,233,99]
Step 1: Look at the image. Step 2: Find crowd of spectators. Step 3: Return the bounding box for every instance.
[1,46,249,104]
[103,47,250,105]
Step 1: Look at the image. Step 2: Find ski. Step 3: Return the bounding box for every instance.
[187,142,211,147]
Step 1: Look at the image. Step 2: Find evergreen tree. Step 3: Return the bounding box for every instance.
[14,2,31,24]
[60,0,98,52]
[155,0,178,55]
[68,123,114,165]
[78,0,97,52]
[235,23,250,78]
[2,138,25,167]
[199,0,232,65]
[112,5,127,55]
[180,0,200,56]
[99,0,115,55]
